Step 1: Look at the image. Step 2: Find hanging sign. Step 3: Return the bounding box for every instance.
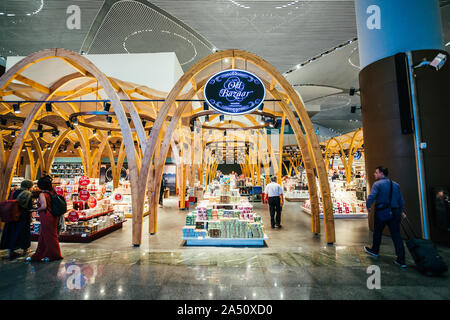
[79,189,90,201]
[68,210,79,223]
[79,176,90,186]
[114,193,123,202]
[204,69,266,115]
[88,197,97,209]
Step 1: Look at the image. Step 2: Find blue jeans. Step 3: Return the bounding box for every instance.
[372,208,405,263]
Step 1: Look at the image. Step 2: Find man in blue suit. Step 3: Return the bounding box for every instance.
[364,166,407,268]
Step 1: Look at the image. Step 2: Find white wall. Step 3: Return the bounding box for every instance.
[6,52,184,93]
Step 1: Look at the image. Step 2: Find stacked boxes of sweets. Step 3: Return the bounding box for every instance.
[182,227,207,238]
[208,221,221,238]
[185,212,196,226]
[196,206,207,221]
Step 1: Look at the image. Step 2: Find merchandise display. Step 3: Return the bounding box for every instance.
[50,162,84,178]
[282,175,309,202]
[30,176,126,242]
[302,179,368,219]
[182,176,268,246]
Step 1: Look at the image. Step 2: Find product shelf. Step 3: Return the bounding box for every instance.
[31,221,125,243]
[301,206,367,219]
[74,209,115,221]
[183,234,268,246]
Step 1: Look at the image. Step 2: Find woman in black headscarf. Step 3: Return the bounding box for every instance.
[0,180,34,259]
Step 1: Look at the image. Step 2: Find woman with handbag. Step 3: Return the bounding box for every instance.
[26,177,63,262]
[0,180,34,259]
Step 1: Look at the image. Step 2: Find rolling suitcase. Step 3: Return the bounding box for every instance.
[401,217,448,276]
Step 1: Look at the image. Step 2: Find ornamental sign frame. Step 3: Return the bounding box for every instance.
[203,69,266,115]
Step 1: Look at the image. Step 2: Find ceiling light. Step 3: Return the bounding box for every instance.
[46,103,52,112]
[220,115,224,123]
[13,103,20,114]
[205,115,209,123]
[93,129,97,136]
[39,132,43,138]
[107,131,111,137]
[104,102,111,112]
[11,131,15,138]
[106,116,112,123]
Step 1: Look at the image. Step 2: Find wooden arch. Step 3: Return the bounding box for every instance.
[0,49,140,229]
[135,49,335,245]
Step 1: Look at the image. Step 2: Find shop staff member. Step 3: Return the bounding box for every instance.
[364,166,406,268]
[264,176,284,229]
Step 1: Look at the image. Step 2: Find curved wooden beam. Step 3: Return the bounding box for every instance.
[0,49,140,246]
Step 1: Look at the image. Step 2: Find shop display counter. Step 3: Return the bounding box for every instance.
[182,177,268,247]
[285,190,309,202]
[302,206,367,219]
[31,220,125,243]
[183,236,267,246]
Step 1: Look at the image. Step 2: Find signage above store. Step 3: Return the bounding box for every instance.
[204,69,266,115]
[114,193,123,202]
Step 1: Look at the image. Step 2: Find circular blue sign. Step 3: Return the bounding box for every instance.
[204,69,266,115]
[354,151,362,160]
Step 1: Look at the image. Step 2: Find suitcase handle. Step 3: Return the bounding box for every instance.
[401,215,418,240]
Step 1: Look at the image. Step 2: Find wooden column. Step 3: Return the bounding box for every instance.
[277,113,286,184]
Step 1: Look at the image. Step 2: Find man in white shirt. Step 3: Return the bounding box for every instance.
[264,176,284,229]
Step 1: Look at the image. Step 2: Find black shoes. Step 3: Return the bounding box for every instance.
[364,246,379,257]
[276,225,282,228]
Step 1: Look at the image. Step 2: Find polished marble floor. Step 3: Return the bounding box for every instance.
[1,197,449,300]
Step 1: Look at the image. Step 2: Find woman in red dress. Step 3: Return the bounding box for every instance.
[27,177,63,262]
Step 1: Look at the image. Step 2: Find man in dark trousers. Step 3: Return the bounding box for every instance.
[159,176,166,207]
[364,166,407,267]
[264,176,284,229]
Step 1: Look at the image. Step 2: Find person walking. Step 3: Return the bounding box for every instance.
[159,176,167,207]
[264,176,284,229]
[364,166,406,268]
[0,180,34,259]
[27,177,63,262]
